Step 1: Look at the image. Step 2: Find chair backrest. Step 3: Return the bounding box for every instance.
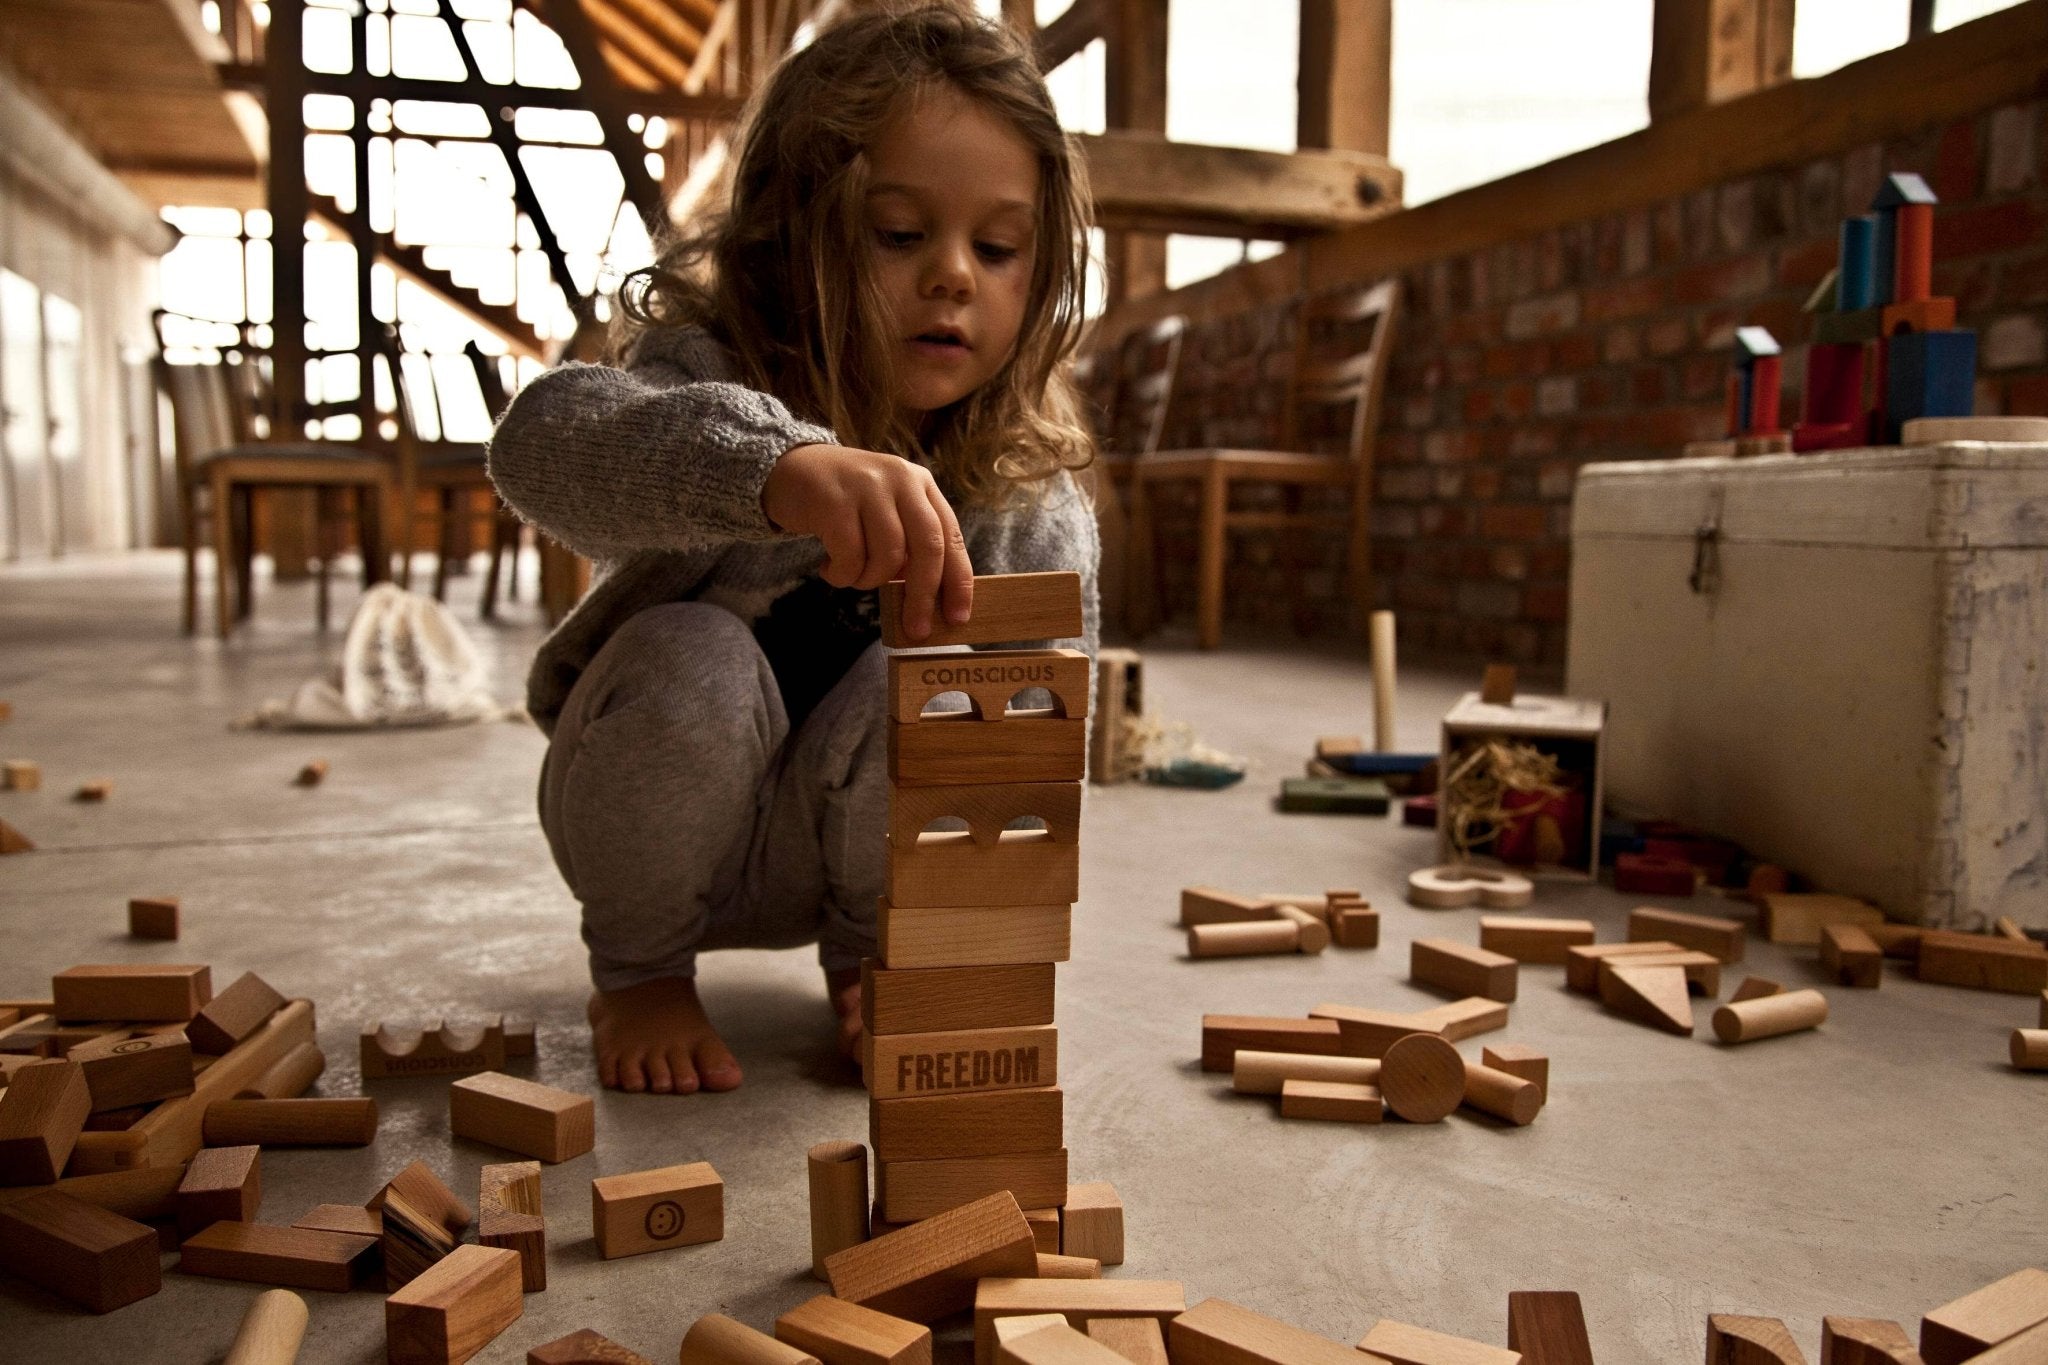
[1282,279,1400,463]
[1107,314,1187,459]
[155,357,240,487]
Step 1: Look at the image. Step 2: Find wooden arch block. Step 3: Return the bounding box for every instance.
[889,650,1092,723]
[889,782,1082,848]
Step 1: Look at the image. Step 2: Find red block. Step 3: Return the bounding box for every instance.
[1894,202,1934,303]
[1799,343,1865,430]
[1614,853,1697,897]
[1404,795,1439,829]
[1746,354,1782,434]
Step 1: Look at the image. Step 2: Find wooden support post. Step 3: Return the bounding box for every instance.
[1104,0,1168,304]
[1648,0,1796,122]
[1297,0,1391,159]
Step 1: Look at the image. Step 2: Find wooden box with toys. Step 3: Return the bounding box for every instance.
[1434,683,1607,882]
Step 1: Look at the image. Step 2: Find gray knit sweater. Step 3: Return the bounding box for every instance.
[487,324,1102,733]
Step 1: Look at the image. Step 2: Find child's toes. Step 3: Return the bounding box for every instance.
[616,1048,652,1093]
[596,1047,622,1091]
[696,1039,743,1091]
[665,1045,701,1094]
[645,1051,678,1094]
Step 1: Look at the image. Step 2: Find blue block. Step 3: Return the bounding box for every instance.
[1837,216,1877,311]
[1884,329,1976,442]
[1871,209,1896,309]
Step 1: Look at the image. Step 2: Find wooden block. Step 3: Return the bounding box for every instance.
[3,758,41,790]
[1712,990,1829,1044]
[1179,887,1278,927]
[1412,938,1519,1002]
[371,1159,474,1236]
[384,1186,458,1290]
[888,830,1080,908]
[890,715,1088,788]
[1025,1206,1061,1253]
[1507,1291,1594,1365]
[1407,865,1534,909]
[72,1029,194,1111]
[822,1190,1037,1323]
[1995,916,2030,944]
[1968,1320,2048,1362]
[592,1160,723,1259]
[808,1140,870,1278]
[179,1220,378,1291]
[999,1320,1133,1365]
[1731,976,1785,1003]
[1916,931,2048,995]
[1601,964,1695,1035]
[1462,1062,1542,1126]
[1059,1181,1122,1266]
[226,1287,310,1364]
[881,572,1083,649]
[1274,905,1330,953]
[52,963,212,1022]
[1187,920,1301,958]
[528,1329,656,1365]
[1820,924,1885,989]
[0,818,35,853]
[1480,663,1518,706]
[1865,925,1924,960]
[1334,907,1382,948]
[777,1294,933,1365]
[973,1279,1187,1365]
[1358,1320,1518,1363]
[1379,1034,1465,1124]
[1415,998,1511,1042]
[203,1097,378,1146]
[1169,1297,1365,1365]
[1087,1317,1169,1365]
[1479,916,1596,965]
[385,1243,523,1365]
[1613,853,1697,896]
[1036,1252,1101,1279]
[1708,1314,1808,1363]
[361,1018,510,1079]
[876,1149,1067,1222]
[449,1071,594,1163]
[1597,949,1721,998]
[1628,906,1747,963]
[0,1189,160,1312]
[1920,1268,2048,1365]
[1200,1016,1343,1072]
[0,1057,90,1183]
[1305,1004,1425,1059]
[872,1087,1063,1161]
[1481,1045,1548,1103]
[1232,1050,1379,1095]
[880,902,1071,969]
[128,896,180,941]
[74,779,112,802]
[0,1013,56,1057]
[862,961,1056,1037]
[890,649,1092,726]
[504,1020,535,1058]
[0,1162,188,1222]
[1756,893,1884,946]
[867,1025,1056,1100]
[294,760,329,788]
[176,1143,262,1237]
[479,1160,545,1291]
[1818,1317,1920,1365]
[681,1314,821,1365]
[891,779,1081,852]
[1565,940,1685,993]
[2015,1029,2048,1071]
[292,1203,382,1238]
[1279,1079,1383,1122]
[186,973,288,1055]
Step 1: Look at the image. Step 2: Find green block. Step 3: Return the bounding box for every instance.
[1278,777,1391,815]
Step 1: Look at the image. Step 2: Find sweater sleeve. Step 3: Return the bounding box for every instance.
[486,331,837,560]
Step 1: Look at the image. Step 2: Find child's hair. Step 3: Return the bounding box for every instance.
[617,2,1095,506]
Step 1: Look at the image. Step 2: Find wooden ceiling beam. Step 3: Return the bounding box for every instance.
[1298,0,1390,157]
[603,0,705,60]
[1080,130,1403,240]
[579,0,698,87]
[309,199,546,361]
[599,36,664,90]
[231,65,745,119]
[1036,0,1106,73]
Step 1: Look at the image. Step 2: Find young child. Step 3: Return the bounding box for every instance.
[488,4,1101,1095]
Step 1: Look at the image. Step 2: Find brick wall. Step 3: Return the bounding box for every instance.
[1110,95,2048,662]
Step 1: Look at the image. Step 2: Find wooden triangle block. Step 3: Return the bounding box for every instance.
[1818,1317,1918,1365]
[1706,1314,1806,1363]
[1602,965,1694,1035]
[0,820,32,854]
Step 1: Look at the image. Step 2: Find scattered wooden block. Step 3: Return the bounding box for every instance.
[176,1143,261,1238]
[2041,989,2047,1030]
[449,1071,594,1163]
[479,1160,545,1291]
[1186,920,1302,958]
[383,1185,458,1290]
[1024,1205,1061,1254]
[1379,1033,1465,1124]
[1820,923,1885,989]
[1357,1319,1521,1364]
[52,963,212,1022]
[528,1329,655,1365]
[1480,663,1518,706]
[592,1160,723,1259]
[1412,938,1519,1002]
[1416,998,1511,1042]
[293,760,328,788]
[998,1319,1131,1365]
[1613,853,1697,897]
[0,1189,160,1312]
[1866,925,1925,960]
[1058,1182,1123,1266]
[1087,1317,1169,1365]
[1707,1314,1808,1363]
[1919,1267,2048,1364]
[203,1097,378,1147]
[871,1087,1063,1161]
[226,1287,310,1364]
[808,1140,870,1278]
[1731,976,1785,1003]
[179,1220,378,1291]
[1564,940,1682,993]
[0,1057,91,1183]
[1597,948,1721,998]
[867,1025,1057,1099]
[72,1029,194,1111]
[1916,931,2048,995]
[178,972,283,1056]
[503,1020,535,1058]
[1462,1062,1542,1126]
[1279,1079,1383,1122]
[776,1293,933,1365]
[127,896,180,941]
[385,1243,523,1365]
[1200,1016,1343,1073]
[1756,893,1884,946]
[371,1159,473,1236]
[2014,1029,2048,1071]
[291,1203,382,1238]
[890,716,1088,789]
[1179,888,1278,928]
[880,572,1083,649]
[1406,865,1535,909]
[876,1150,1066,1223]
[822,1190,1036,1323]
[74,780,112,802]
[1507,1291,1594,1365]
[1169,1297,1364,1365]
[1629,906,1746,962]
[0,1162,187,1222]
[973,1279,1187,1365]
[1305,1004,1429,1059]
[1818,1316,1919,1365]
[680,1314,820,1365]
[1963,1320,2048,1362]
[1712,989,1829,1044]
[879,902,1071,969]
[887,829,1080,909]
[360,1018,510,1079]
[1035,1252,1102,1279]
[890,648,1092,726]
[1333,907,1381,949]
[1232,1050,1380,1095]
[1480,1045,1548,1104]
[1600,964,1695,1036]
[1994,917,2030,944]
[0,818,35,854]
[1479,916,1596,965]
[3,759,41,791]
[862,961,1056,1036]
[1274,904,1330,953]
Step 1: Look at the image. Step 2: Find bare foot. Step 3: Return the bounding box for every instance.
[826,965,863,1063]
[587,977,743,1094]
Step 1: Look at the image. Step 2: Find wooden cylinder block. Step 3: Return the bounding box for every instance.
[239,1042,326,1101]
[1462,1062,1542,1126]
[202,1098,378,1147]
[1273,905,1329,954]
[1711,989,1828,1044]
[1231,1050,1380,1096]
[1186,920,1299,958]
[807,1140,870,1280]
[224,1288,309,1365]
[681,1313,820,1365]
[1369,610,1397,752]
[2011,1029,2048,1071]
[1378,1034,1465,1124]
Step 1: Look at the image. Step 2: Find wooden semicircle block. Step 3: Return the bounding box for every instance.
[1706,1313,1805,1364]
[1603,964,1694,1036]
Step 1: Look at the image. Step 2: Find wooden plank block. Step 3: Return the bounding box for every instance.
[867,1025,1056,1100]
[203,1097,378,1146]
[1357,1319,1520,1364]
[1178,887,1279,928]
[1279,1079,1383,1122]
[1818,1316,1919,1365]
[822,1190,1037,1323]
[890,716,1088,788]
[880,572,1082,649]
[891,781,1081,850]
[1600,964,1694,1035]
[1507,1291,1593,1365]
[1024,1206,1061,1253]
[1200,1016,1342,1072]
[479,1160,545,1291]
[1755,893,1884,946]
[528,1330,656,1365]
[1712,989,1829,1044]
[1478,917,1596,965]
[890,649,1091,724]
[1088,1317,1169,1365]
[1059,1182,1122,1266]
[179,1220,378,1291]
[1708,1314,1807,1363]
[1232,1051,1380,1095]
[998,1320,1129,1365]
[1820,924,1885,989]
[1596,949,1721,998]
[776,1293,933,1365]
[361,1019,510,1080]
[1916,931,2048,995]
[1305,1004,1426,1059]
[385,1243,523,1365]
[52,964,212,1022]
[591,1160,723,1259]
[371,1159,474,1236]
[1628,906,1746,963]
[974,1279,1188,1365]
[1969,1319,2048,1363]
[880,903,1071,969]
[449,1072,594,1163]
[1169,1297,1376,1365]
[1416,998,1511,1043]
[176,1143,261,1238]
[1412,939,1518,1002]
[186,973,287,1055]
[1187,920,1301,958]
[1481,1045,1549,1104]
[862,962,1056,1036]
[292,1203,382,1238]
[877,1150,1067,1222]
[887,830,1080,908]
[0,1189,160,1312]
[1564,940,1686,993]
[383,1187,458,1290]
[72,1029,194,1111]
[1919,1267,2048,1365]
[0,1163,187,1221]
[0,1057,90,1183]
[127,897,180,941]
[871,1087,1063,1161]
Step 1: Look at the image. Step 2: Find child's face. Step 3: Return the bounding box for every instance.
[864,84,1041,415]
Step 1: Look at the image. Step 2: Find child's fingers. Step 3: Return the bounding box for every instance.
[927,482,974,626]
[815,511,868,589]
[854,493,907,592]
[895,483,951,641]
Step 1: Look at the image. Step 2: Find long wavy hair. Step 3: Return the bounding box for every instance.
[617,2,1096,506]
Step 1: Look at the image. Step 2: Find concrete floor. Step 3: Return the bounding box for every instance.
[0,552,2039,1364]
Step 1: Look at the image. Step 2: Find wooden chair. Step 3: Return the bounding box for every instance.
[1098,313,1187,484]
[1126,279,1399,650]
[154,343,391,638]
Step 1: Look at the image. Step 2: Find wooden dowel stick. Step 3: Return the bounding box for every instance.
[1461,1062,1542,1126]
[2011,1028,2048,1071]
[1231,1051,1380,1095]
[224,1288,309,1365]
[1711,989,1828,1044]
[1369,610,1397,752]
[1187,920,1301,958]
[807,1140,869,1280]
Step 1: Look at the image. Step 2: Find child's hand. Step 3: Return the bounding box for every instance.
[763,443,974,640]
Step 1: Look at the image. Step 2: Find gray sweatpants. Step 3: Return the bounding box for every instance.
[537,602,888,991]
